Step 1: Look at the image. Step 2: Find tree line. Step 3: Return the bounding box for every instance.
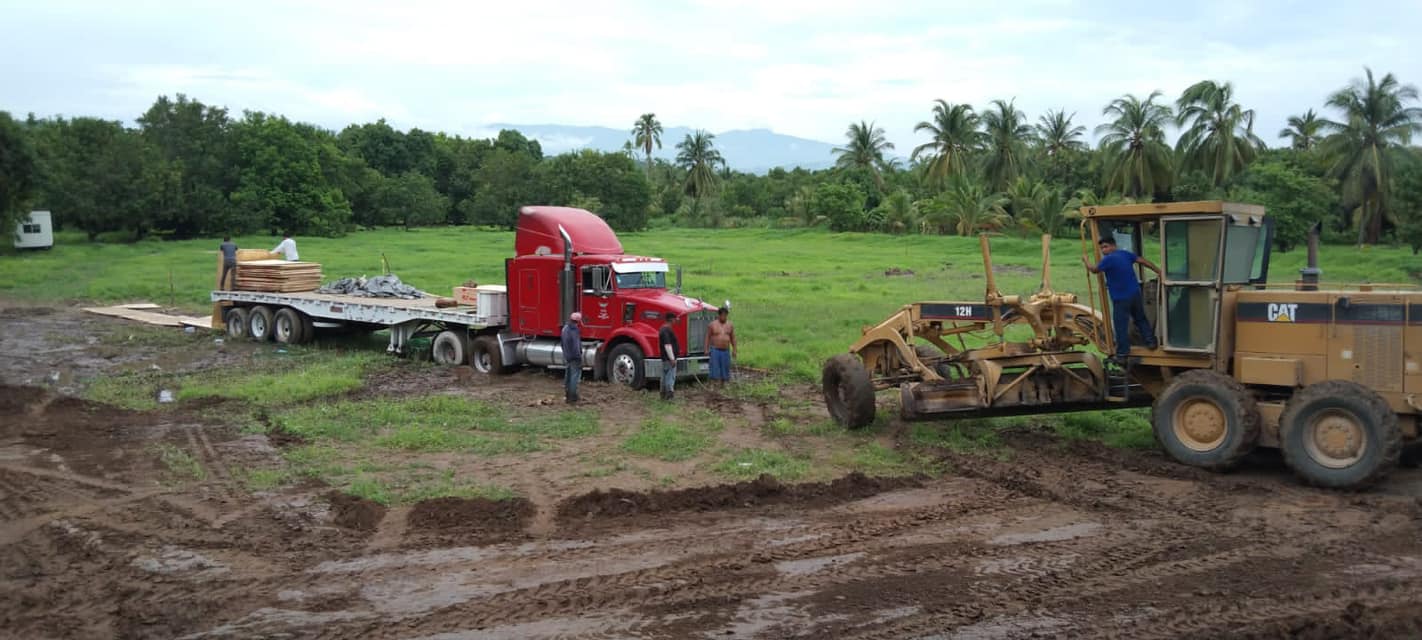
[1,66,1419,253]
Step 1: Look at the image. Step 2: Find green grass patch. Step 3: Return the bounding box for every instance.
[1051,409,1155,449]
[12,228,1412,383]
[155,443,206,481]
[622,415,715,462]
[277,395,596,454]
[909,420,1010,456]
[713,448,811,480]
[177,351,382,407]
[85,372,165,411]
[848,442,920,476]
[341,468,515,505]
[240,468,291,491]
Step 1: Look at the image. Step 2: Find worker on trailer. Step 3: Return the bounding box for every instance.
[1082,235,1160,364]
[219,236,238,290]
[562,312,583,404]
[272,233,299,261]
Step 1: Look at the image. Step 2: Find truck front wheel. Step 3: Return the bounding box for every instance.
[607,343,647,388]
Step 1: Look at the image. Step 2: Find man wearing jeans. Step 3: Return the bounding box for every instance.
[1083,235,1161,365]
[561,312,583,403]
[219,236,239,290]
[659,312,679,400]
[704,307,737,385]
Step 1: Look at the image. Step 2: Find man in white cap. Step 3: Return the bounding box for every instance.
[562,312,583,403]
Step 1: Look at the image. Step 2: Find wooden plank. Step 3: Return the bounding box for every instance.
[119,302,162,310]
[84,306,184,327]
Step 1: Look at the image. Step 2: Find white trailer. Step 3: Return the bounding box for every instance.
[13,211,53,250]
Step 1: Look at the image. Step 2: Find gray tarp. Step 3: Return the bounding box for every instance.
[316,274,428,299]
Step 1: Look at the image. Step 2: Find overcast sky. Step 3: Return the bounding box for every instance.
[3,0,1420,151]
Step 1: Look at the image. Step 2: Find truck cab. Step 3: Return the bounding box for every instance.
[500,206,715,386]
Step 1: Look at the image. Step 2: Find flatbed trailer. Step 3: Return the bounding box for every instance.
[211,283,711,384]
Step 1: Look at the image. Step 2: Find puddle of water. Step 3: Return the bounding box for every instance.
[707,591,822,639]
[132,546,228,576]
[989,522,1101,546]
[405,612,636,640]
[181,608,374,639]
[775,552,865,577]
[311,546,498,574]
[920,613,1068,640]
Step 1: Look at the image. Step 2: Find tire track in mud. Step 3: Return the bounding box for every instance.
[1083,580,1422,640]
[302,485,1033,639]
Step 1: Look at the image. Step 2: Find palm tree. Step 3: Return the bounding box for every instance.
[631,113,663,179]
[878,189,919,234]
[1278,109,1324,151]
[832,120,896,191]
[1035,109,1087,157]
[981,99,1034,192]
[921,175,1009,236]
[912,100,983,189]
[1096,91,1175,199]
[1319,67,1422,244]
[674,130,725,200]
[1174,80,1265,187]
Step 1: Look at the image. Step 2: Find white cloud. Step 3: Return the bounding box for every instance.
[2,0,1419,152]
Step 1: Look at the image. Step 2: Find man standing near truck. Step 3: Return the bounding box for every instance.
[659,312,679,400]
[1082,235,1160,365]
[219,236,238,290]
[704,307,737,385]
[562,312,583,403]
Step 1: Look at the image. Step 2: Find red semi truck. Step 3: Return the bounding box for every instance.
[211,206,716,387]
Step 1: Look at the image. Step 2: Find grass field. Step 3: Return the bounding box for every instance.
[3,226,1417,381]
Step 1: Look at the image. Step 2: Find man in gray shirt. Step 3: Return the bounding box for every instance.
[219,236,238,290]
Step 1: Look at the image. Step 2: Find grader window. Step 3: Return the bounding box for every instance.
[1222,224,1261,284]
[1163,219,1222,282]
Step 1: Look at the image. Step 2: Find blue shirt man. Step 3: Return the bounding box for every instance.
[561,312,582,403]
[1083,236,1161,361]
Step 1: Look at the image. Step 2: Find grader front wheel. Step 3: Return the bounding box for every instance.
[823,353,876,429]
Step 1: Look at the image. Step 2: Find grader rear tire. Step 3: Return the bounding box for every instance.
[1151,369,1260,471]
[1280,380,1400,489]
[823,353,875,429]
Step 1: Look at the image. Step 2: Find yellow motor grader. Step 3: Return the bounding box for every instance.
[823,201,1422,488]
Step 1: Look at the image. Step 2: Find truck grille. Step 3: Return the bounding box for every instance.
[687,309,713,355]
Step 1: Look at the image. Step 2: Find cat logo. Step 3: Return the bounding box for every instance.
[1267,303,1298,322]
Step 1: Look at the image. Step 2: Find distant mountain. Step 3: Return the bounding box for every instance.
[486,123,840,173]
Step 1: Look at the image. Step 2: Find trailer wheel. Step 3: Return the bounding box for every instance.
[273,308,306,345]
[224,308,249,340]
[248,306,275,342]
[470,335,512,374]
[607,342,647,388]
[432,330,468,366]
[823,353,876,429]
[1151,369,1259,471]
[299,313,315,344]
[1280,380,1400,489]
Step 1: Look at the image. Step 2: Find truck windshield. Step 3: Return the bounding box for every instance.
[616,270,666,289]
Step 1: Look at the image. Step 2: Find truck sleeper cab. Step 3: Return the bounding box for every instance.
[489,206,714,387]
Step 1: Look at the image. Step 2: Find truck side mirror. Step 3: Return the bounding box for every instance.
[674,265,683,294]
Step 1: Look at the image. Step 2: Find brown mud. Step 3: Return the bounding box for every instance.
[4,303,1422,638]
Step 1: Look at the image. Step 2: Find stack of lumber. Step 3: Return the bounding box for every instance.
[235,260,323,293]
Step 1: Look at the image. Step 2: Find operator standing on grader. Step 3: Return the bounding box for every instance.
[1083,235,1161,364]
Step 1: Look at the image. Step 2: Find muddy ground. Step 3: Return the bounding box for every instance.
[4,303,1422,639]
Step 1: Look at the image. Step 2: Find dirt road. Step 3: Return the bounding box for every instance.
[3,304,1422,639]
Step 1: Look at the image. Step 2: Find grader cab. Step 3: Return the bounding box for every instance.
[823,201,1422,489]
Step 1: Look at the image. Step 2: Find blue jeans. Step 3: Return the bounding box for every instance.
[709,348,731,381]
[661,361,676,394]
[1111,293,1155,357]
[564,363,581,401]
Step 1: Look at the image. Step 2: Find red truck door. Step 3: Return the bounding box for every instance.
[517,268,540,332]
[580,265,614,332]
